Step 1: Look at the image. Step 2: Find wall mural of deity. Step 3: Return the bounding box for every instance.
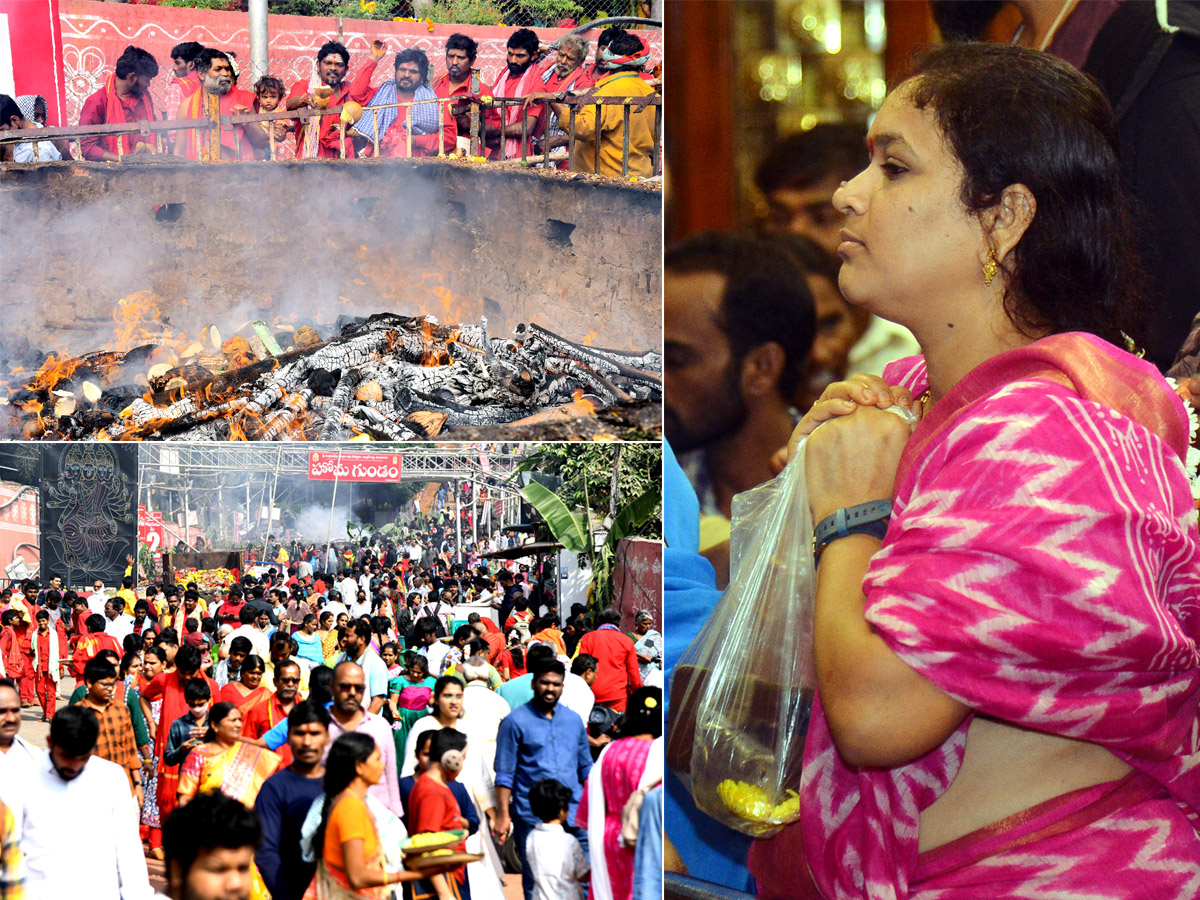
[40,443,138,585]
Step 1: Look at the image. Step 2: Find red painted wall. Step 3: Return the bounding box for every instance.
[614,536,661,631]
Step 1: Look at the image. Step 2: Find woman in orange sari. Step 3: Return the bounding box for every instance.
[177,701,280,807]
[307,732,447,899]
[219,654,269,714]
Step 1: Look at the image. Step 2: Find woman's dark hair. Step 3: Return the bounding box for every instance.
[620,686,662,738]
[899,42,1146,346]
[203,700,238,742]
[407,654,429,677]
[119,650,141,678]
[122,633,142,655]
[144,645,166,665]
[241,654,265,677]
[308,665,335,707]
[314,732,377,857]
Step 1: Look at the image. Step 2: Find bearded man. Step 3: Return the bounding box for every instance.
[664,231,816,585]
[175,48,263,161]
[286,40,374,159]
[484,28,544,160]
[432,33,480,150]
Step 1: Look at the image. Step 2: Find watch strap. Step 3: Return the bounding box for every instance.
[813,500,893,556]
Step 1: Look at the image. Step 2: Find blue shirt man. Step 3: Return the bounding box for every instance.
[493,659,591,900]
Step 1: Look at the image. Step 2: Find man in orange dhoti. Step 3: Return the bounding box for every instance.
[175,49,264,162]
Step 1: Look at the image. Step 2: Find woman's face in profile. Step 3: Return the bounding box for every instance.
[832,84,988,329]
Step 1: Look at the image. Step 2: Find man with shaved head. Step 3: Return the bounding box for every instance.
[325,660,402,816]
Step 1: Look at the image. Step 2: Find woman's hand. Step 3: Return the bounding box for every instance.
[771,375,915,474]
[804,405,912,523]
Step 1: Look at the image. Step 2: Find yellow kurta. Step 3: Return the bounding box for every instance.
[570,71,657,178]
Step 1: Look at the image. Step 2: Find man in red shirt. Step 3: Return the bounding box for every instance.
[217,586,247,626]
[78,44,160,161]
[285,40,373,159]
[576,607,642,712]
[484,29,544,161]
[243,659,301,767]
[174,48,263,162]
[432,33,479,152]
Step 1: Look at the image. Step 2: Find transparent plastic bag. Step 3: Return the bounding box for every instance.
[667,440,817,837]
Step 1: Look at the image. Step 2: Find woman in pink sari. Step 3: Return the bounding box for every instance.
[579,687,663,900]
[750,43,1200,900]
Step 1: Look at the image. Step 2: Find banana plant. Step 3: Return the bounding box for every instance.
[522,479,659,614]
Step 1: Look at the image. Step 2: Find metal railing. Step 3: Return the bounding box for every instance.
[0,88,662,178]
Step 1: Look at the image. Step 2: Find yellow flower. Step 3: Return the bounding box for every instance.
[716,780,801,834]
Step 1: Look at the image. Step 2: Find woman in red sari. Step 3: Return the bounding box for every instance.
[219,654,269,714]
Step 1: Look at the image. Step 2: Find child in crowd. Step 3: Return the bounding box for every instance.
[526,778,589,900]
[252,75,292,159]
[162,678,211,770]
[381,641,403,679]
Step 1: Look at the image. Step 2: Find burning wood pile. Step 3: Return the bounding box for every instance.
[3,313,661,441]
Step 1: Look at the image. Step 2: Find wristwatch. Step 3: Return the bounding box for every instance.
[814,500,892,558]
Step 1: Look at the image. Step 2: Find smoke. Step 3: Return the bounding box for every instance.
[0,156,457,365]
[291,502,360,543]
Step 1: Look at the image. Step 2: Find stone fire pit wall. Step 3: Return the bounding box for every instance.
[0,158,662,359]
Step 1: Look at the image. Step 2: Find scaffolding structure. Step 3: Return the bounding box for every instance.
[139,444,530,554]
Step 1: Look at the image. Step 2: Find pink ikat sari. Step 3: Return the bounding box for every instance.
[753,333,1200,900]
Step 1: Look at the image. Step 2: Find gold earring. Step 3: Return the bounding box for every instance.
[982,251,998,286]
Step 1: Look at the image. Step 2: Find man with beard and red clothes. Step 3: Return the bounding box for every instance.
[286,40,374,159]
[525,33,592,170]
[350,43,456,158]
[79,44,160,161]
[141,643,220,824]
[432,33,479,150]
[175,48,264,162]
[484,29,544,160]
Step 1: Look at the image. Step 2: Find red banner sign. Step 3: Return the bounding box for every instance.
[138,505,165,553]
[308,452,402,483]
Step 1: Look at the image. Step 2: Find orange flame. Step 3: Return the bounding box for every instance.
[583,331,597,346]
[572,389,596,415]
[25,354,81,392]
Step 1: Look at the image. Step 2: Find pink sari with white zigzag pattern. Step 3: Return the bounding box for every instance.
[770,333,1200,899]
